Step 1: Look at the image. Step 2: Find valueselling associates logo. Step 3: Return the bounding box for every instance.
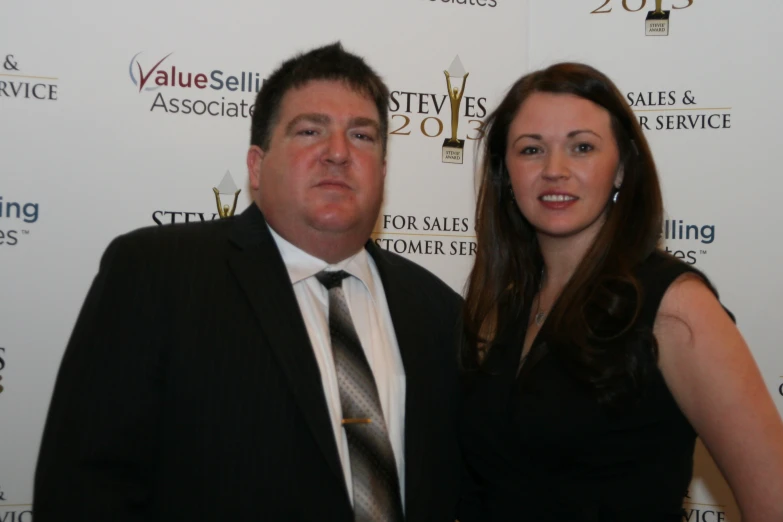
[430,0,498,7]
[0,53,58,101]
[0,197,40,246]
[129,52,262,118]
[661,217,714,265]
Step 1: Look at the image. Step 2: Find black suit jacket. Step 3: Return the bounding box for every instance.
[34,204,462,521]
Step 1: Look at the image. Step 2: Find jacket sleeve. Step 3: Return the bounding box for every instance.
[33,234,167,521]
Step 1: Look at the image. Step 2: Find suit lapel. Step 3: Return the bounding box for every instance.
[227,205,347,495]
[366,241,432,514]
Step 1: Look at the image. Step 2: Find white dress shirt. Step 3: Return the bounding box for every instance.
[268,225,407,509]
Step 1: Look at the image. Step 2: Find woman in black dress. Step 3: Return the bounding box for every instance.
[458,63,783,521]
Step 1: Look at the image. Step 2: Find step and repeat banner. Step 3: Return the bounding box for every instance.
[1,0,781,520]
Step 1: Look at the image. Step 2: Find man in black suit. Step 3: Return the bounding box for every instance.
[33,43,462,521]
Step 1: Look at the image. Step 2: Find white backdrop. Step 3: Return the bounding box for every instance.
[1,1,781,520]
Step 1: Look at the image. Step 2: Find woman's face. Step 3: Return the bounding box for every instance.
[505,92,622,243]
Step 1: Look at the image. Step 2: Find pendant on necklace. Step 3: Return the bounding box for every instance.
[534,311,546,327]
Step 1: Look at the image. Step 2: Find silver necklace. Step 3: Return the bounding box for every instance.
[534,299,546,327]
[533,270,546,327]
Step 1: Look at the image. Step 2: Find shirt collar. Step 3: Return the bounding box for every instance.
[268,224,377,300]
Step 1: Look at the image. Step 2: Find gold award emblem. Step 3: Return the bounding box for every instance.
[442,56,469,165]
[646,0,670,36]
[212,171,241,218]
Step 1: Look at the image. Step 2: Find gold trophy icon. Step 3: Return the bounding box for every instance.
[442,56,469,164]
[212,171,241,218]
[645,0,670,36]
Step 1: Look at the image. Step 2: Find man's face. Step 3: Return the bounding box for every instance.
[248,80,386,253]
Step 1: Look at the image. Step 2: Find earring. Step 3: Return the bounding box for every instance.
[612,188,620,203]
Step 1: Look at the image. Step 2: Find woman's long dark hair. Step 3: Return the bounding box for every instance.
[463,62,666,408]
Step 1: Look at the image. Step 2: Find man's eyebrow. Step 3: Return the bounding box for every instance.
[349,117,381,132]
[284,114,381,135]
[285,113,331,135]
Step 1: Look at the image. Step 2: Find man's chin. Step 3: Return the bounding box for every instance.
[308,213,361,235]
[306,201,381,237]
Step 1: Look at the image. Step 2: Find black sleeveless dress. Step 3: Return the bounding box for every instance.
[458,253,707,522]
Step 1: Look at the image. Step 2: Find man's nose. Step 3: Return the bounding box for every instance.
[323,131,350,166]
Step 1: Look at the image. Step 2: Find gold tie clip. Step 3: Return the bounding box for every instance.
[342,418,372,425]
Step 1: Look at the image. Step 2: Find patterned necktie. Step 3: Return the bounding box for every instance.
[315,270,405,522]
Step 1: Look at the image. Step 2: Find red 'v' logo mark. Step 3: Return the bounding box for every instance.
[130,52,173,92]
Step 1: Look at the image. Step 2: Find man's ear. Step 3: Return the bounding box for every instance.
[247,145,265,191]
